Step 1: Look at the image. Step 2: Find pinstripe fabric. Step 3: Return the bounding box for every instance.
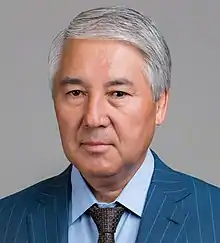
[0,166,72,243]
[0,150,220,243]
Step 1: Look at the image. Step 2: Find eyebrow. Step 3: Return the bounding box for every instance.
[60,77,84,86]
[60,76,134,88]
[104,78,134,88]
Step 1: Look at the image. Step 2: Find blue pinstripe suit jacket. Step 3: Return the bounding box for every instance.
[1,151,220,243]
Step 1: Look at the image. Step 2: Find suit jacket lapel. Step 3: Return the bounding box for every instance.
[25,151,191,243]
[26,165,72,243]
[136,151,191,243]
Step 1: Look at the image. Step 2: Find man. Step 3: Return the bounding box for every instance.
[0,5,219,243]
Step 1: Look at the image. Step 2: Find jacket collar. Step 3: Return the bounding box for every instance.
[28,150,191,243]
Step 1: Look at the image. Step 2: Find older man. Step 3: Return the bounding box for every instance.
[0,6,219,243]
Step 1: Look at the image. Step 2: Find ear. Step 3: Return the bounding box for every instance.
[155,91,169,126]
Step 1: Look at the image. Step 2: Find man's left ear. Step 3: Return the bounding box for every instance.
[155,91,169,126]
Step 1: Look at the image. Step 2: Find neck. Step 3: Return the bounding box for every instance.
[84,161,144,203]
[89,177,129,203]
[92,187,123,203]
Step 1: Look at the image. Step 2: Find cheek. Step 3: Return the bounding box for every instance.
[114,101,156,142]
[55,104,79,138]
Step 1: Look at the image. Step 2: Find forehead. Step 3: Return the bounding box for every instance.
[57,38,146,81]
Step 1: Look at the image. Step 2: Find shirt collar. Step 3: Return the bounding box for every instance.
[70,149,154,223]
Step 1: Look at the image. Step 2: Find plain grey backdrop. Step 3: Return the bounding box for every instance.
[0,0,219,198]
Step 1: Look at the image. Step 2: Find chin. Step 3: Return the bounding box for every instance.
[65,148,122,177]
[91,168,118,178]
[82,162,121,178]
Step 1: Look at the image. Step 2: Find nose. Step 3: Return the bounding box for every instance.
[83,95,110,128]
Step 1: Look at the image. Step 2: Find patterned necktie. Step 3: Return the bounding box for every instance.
[87,203,125,243]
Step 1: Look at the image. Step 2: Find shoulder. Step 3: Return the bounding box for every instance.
[176,169,220,198]
[0,165,71,220]
[171,167,220,217]
[152,150,220,199]
[0,176,51,216]
[153,150,220,216]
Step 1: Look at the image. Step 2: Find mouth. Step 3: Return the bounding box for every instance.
[81,141,112,153]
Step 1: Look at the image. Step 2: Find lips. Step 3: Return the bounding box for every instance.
[82,141,110,146]
[81,141,112,153]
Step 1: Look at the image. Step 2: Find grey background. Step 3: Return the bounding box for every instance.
[0,0,219,198]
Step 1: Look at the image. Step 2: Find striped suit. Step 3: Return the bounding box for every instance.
[1,151,220,243]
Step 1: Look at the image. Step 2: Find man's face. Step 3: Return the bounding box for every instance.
[53,39,168,179]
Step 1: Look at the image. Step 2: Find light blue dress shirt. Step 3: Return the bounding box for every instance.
[68,149,154,243]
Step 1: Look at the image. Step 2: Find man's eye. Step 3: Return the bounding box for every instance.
[66,90,85,97]
[110,91,129,98]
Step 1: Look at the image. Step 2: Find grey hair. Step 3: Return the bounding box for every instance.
[48,6,171,101]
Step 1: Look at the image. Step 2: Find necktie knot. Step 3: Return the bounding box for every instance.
[87,203,125,242]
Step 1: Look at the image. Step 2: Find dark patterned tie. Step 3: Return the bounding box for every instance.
[87,203,125,243]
